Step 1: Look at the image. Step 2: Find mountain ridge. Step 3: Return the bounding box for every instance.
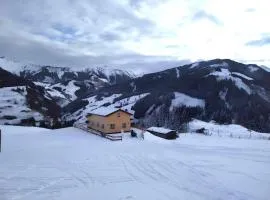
[64,58,270,132]
[1,57,270,132]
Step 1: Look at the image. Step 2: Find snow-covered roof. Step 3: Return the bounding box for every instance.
[88,106,132,117]
[147,127,175,134]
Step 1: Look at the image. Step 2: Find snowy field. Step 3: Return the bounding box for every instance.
[0,126,270,200]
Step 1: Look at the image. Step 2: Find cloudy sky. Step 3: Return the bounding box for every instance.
[0,0,270,74]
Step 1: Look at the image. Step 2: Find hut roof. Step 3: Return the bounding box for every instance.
[147,127,175,134]
[88,107,132,117]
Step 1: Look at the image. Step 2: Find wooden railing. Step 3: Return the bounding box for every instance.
[105,134,122,141]
[73,123,122,141]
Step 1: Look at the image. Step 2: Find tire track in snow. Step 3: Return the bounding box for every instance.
[117,155,141,183]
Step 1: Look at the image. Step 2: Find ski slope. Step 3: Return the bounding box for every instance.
[0,126,270,200]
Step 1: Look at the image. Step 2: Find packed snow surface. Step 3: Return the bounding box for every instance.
[1,125,270,200]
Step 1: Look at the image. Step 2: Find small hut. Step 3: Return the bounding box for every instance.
[147,127,177,140]
[87,107,132,134]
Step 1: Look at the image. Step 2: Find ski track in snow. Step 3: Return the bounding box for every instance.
[0,126,270,200]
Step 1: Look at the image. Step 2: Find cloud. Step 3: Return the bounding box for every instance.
[99,32,123,42]
[245,8,256,12]
[192,10,223,25]
[0,0,270,73]
[246,36,270,46]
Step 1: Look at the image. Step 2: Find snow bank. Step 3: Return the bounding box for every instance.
[188,119,270,140]
[144,131,172,143]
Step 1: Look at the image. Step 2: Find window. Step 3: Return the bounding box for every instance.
[97,122,100,127]
[101,124,104,129]
[117,112,120,117]
[122,123,127,128]
[110,124,115,129]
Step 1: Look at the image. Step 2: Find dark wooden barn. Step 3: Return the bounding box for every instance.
[147,127,177,140]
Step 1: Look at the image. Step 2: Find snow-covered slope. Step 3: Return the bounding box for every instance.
[208,68,251,94]
[1,57,270,132]
[259,65,270,72]
[0,67,61,127]
[170,92,205,111]
[0,57,30,74]
[188,119,270,140]
[87,58,270,132]
[0,125,270,200]
[0,57,135,109]
[63,93,149,122]
[0,87,43,125]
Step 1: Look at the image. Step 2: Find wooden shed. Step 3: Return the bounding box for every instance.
[87,107,132,134]
[147,127,177,140]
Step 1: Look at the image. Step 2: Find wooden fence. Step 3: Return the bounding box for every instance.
[73,123,122,141]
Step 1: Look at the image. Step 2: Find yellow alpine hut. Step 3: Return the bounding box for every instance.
[87,107,132,134]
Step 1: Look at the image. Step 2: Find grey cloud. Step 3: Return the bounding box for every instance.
[122,59,191,74]
[0,32,185,74]
[99,32,122,42]
[0,0,161,73]
[192,10,223,25]
[246,37,270,46]
[0,0,155,45]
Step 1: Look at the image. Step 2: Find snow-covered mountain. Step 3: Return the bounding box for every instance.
[0,57,135,106]
[64,59,270,132]
[0,67,61,127]
[1,56,270,132]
